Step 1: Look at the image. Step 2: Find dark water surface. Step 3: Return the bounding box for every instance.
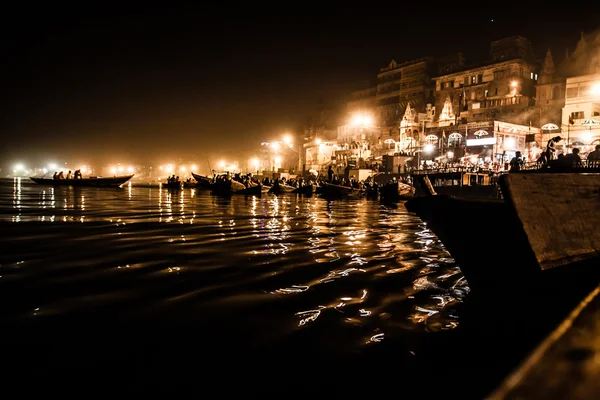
[0,178,541,396]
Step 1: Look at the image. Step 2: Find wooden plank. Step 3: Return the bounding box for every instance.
[487,285,600,400]
[501,173,600,270]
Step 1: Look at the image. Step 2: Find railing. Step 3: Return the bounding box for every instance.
[522,160,600,171]
[411,167,497,175]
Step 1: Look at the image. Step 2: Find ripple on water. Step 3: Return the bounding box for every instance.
[0,178,467,356]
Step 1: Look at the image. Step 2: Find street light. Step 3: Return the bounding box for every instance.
[251,158,259,175]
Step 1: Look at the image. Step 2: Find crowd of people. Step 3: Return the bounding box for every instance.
[508,137,600,172]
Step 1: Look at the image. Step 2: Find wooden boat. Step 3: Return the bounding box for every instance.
[211,177,262,196]
[411,168,502,199]
[404,172,600,297]
[182,180,198,188]
[268,182,296,194]
[378,181,416,201]
[161,181,182,190]
[291,184,316,195]
[191,172,214,190]
[30,175,134,188]
[319,182,366,199]
[236,183,262,195]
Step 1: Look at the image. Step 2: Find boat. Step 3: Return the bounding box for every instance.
[191,172,214,190]
[410,167,502,199]
[378,181,416,202]
[291,183,316,195]
[211,177,262,196]
[319,182,366,199]
[404,171,600,297]
[161,181,182,190]
[30,175,134,188]
[183,180,198,188]
[261,185,272,193]
[268,181,297,194]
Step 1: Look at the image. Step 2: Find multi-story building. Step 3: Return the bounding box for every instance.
[433,36,538,125]
[376,59,402,138]
[427,36,540,161]
[537,31,600,155]
[375,57,438,142]
[560,73,600,155]
[346,80,377,119]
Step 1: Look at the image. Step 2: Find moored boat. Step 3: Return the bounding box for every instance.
[319,182,366,199]
[378,181,416,202]
[30,175,134,188]
[411,168,502,199]
[161,181,182,190]
[291,184,316,195]
[405,172,600,297]
[268,182,296,194]
[211,177,262,196]
[191,172,214,190]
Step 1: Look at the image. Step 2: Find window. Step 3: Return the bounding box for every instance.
[448,133,462,146]
[535,74,538,80]
[572,111,584,120]
[566,87,578,98]
[494,70,505,80]
[484,89,489,97]
[551,86,560,100]
[530,72,534,79]
[477,74,483,83]
[494,88,498,95]
[471,76,476,84]
[425,134,438,144]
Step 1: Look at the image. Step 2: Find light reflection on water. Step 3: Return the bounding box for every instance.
[0,178,467,352]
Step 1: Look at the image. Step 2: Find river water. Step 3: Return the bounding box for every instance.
[1,177,500,395]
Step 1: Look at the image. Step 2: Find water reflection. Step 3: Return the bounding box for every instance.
[0,178,467,358]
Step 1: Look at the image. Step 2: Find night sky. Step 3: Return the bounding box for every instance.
[2,5,599,172]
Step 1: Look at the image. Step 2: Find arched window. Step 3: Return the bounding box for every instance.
[384,138,395,149]
[448,132,462,147]
[425,134,438,144]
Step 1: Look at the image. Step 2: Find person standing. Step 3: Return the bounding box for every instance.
[587,144,600,164]
[545,136,562,161]
[509,151,524,172]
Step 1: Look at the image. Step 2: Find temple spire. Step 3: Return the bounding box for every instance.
[538,49,556,84]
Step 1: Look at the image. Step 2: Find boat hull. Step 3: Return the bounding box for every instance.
[191,172,214,190]
[268,184,296,194]
[405,172,600,296]
[378,181,416,201]
[30,175,134,187]
[319,182,366,199]
[291,184,316,195]
[161,182,182,190]
[211,179,262,196]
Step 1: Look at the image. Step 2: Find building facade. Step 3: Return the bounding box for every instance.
[559,73,600,155]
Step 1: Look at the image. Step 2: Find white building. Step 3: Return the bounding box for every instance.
[561,73,600,154]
